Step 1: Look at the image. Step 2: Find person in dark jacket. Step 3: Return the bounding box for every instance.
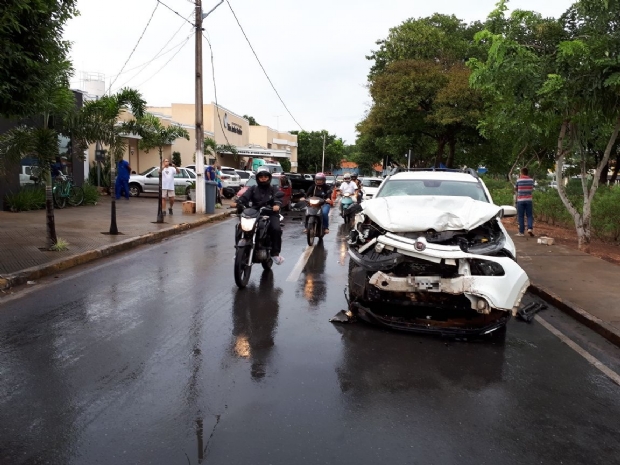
[301,172,333,234]
[237,168,285,265]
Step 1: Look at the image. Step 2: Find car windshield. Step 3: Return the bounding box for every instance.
[237,171,251,179]
[139,167,156,176]
[376,179,488,202]
[245,177,280,187]
[362,179,382,188]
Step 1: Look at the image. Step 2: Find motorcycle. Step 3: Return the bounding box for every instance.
[234,206,282,288]
[305,196,326,246]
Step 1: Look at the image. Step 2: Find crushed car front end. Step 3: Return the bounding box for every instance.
[347,196,530,336]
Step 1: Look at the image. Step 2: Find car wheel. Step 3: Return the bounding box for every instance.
[129,183,141,197]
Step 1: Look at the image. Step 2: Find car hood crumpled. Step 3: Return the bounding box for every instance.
[363,196,502,232]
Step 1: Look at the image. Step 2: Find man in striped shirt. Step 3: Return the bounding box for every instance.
[515,167,535,237]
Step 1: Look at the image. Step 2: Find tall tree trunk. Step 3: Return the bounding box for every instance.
[599,161,609,185]
[446,138,456,168]
[45,184,57,248]
[434,139,446,167]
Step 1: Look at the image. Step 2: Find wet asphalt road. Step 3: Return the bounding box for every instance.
[2,209,620,465]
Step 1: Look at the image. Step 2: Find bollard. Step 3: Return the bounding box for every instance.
[205,181,217,214]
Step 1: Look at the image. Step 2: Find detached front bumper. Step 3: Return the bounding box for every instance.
[349,232,530,315]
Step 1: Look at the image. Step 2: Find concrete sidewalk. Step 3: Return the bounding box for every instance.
[0,195,234,289]
[513,232,620,346]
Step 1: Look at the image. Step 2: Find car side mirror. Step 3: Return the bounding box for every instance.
[501,205,517,218]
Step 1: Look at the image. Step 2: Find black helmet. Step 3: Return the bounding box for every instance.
[256,168,272,187]
[351,173,358,180]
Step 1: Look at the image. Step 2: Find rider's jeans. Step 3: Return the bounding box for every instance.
[322,204,330,229]
[268,213,282,256]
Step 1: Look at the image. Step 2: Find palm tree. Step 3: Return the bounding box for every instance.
[0,60,75,248]
[72,88,146,233]
[139,114,190,223]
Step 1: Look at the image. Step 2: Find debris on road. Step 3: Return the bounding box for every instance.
[537,236,555,246]
[330,309,355,324]
[517,302,547,323]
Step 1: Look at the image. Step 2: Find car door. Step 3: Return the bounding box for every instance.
[174,168,192,193]
[279,175,292,207]
[144,168,159,193]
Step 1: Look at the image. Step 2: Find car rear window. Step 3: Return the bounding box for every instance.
[362,179,382,188]
[246,177,280,187]
[377,179,488,202]
[222,169,237,175]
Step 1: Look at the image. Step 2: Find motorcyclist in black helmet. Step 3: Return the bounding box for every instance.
[237,168,285,265]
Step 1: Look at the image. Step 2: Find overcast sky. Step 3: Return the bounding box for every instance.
[64,0,575,144]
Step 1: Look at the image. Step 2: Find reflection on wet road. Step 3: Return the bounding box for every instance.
[1,209,620,464]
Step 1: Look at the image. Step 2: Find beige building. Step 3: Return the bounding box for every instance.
[147,103,298,171]
[84,102,298,176]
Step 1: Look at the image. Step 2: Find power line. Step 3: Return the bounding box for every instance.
[156,0,195,27]
[114,18,194,91]
[107,1,160,94]
[134,33,193,88]
[203,32,234,148]
[224,0,304,131]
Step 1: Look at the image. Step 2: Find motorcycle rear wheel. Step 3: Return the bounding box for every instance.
[234,247,252,288]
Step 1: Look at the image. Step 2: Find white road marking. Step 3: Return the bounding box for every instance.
[286,246,315,282]
[536,315,620,387]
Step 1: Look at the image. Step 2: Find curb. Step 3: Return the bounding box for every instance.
[0,211,232,291]
[529,282,620,348]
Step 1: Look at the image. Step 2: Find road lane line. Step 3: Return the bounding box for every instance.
[536,315,620,387]
[286,246,315,282]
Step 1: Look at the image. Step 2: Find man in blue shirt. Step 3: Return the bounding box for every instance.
[115,158,132,200]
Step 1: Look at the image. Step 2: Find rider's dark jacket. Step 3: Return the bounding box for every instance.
[238,184,283,210]
[305,184,332,200]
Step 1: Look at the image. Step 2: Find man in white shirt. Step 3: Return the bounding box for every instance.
[338,173,358,216]
[161,158,180,215]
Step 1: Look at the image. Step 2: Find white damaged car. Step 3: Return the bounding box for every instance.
[347,169,529,336]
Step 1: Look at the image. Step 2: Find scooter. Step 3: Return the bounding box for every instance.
[340,192,355,225]
[234,206,283,288]
[305,197,326,246]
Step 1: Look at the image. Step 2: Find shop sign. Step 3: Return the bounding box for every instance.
[224,113,243,135]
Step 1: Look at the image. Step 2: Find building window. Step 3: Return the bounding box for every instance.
[267,143,272,149]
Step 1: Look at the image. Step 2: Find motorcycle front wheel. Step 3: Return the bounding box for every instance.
[307,218,316,246]
[234,246,252,288]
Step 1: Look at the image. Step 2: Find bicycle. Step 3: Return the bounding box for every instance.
[52,174,84,208]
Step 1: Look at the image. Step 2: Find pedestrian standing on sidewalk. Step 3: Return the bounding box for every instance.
[115,158,131,199]
[161,158,179,215]
[515,167,535,237]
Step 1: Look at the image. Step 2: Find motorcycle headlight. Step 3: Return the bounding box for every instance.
[309,199,321,206]
[240,217,256,232]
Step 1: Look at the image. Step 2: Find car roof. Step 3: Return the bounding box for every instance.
[388,171,479,183]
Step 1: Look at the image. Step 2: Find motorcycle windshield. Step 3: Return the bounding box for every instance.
[241,208,260,218]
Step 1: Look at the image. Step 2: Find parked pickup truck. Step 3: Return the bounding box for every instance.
[285,172,314,194]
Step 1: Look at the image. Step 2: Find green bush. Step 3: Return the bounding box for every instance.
[591,186,620,241]
[172,151,182,167]
[174,185,187,196]
[88,160,111,188]
[82,181,100,205]
[5,186,46,211]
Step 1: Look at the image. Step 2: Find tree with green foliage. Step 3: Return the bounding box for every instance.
[139,114,190,223]
[291,130,345,173]
[243,115,259,126]
[172,151,182,167]
[0,0,78,117]
[469,0,620,251]
[0,59,76,248]
[72,88,146,232]
[359,14,486,168]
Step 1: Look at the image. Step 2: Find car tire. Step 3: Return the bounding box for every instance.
[129,183,141,197]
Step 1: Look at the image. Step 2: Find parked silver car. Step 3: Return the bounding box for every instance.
[128,166,196,197]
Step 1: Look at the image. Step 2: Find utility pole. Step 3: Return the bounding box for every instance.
[321,132,326,173]
[194,0,205,213]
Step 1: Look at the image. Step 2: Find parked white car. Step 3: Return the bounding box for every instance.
[236,169,253,187]
[360,177,383,200]
[128,166,196,197]
[184,165,241,190]
[347,169,529,336]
